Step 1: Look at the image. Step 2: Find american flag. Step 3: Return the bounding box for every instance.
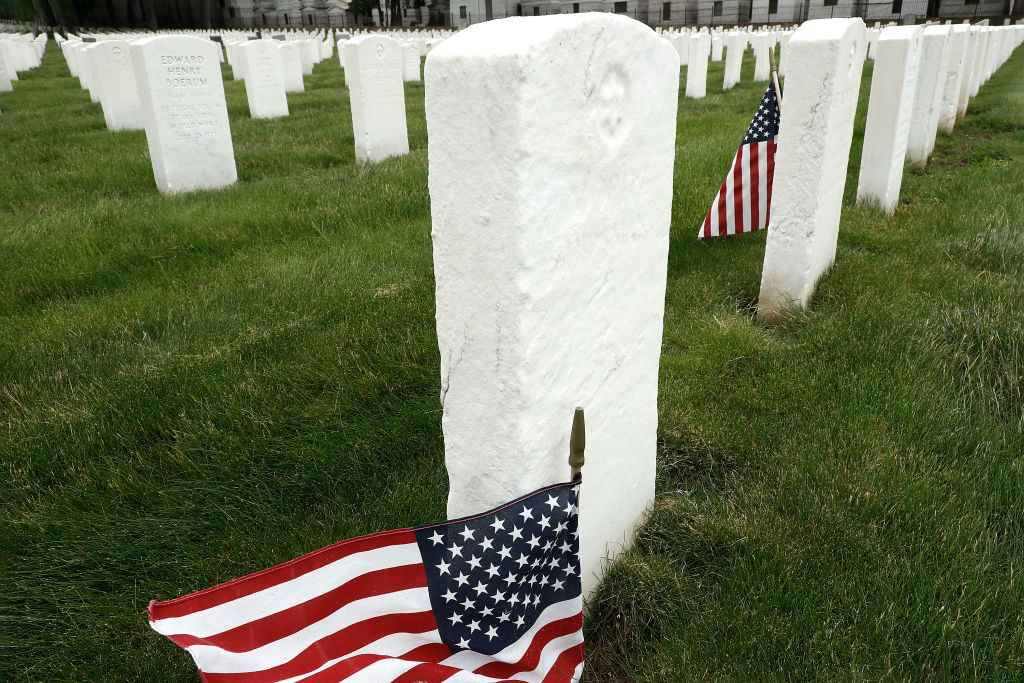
[148,478,584,682]
[699,85,780,239]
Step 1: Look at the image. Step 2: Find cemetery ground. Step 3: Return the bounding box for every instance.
[1,40,1023,681]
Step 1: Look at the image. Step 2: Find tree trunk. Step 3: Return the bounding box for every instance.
[30,0,58,25]
[140,0,158,29]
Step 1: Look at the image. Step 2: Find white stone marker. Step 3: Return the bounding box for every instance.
[937,24,970,133]
[686,32,711,99]
[673,33,689,66]
[711,34,724,61]
[92,40,144,131]
[402,44,421,82]
[752,35,771,82]
[345,35,408,163]
[131,35,237,194]
[778,33,791,76]
[427,13,678,598]
[905,26,951,165]
[723,32,744,91]
[240,40,289,119]
[298,38,317,75]
[957,26,981,117]
[856,26,922,213]
[758,18,867,322]
[0,46,12,92]
[277,42,305,93]
[82,44,103,104]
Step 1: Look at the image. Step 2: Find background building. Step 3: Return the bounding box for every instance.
[0,0,1018,29]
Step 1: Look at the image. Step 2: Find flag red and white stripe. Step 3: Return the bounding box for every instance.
[149,480,584,682]
[699,85,780,239]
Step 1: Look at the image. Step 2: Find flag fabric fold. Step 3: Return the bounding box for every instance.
[149,478,584,683]
[699,85,780,239]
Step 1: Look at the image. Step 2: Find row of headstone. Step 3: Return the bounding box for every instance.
[423,15,1022,598]
[49,27,425,193]
[0,33,46,98]
[856,22,1021,213]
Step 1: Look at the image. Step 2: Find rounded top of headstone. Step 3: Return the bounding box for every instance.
[792,17,866,43]
[132,33,220,51]
[348,34,401,48]
[428,14,665,61]
[878,24,924,41]
[923,24,953,37]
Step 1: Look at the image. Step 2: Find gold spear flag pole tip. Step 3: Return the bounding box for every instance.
[568,407,585,481]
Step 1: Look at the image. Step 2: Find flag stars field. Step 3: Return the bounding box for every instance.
[413,483,582,656]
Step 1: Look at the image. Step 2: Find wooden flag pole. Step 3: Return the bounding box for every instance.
[768,46,784,104]
[568,407,585,481]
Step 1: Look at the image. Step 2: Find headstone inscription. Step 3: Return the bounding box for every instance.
[426,13,678,598]
[131,35,237,194]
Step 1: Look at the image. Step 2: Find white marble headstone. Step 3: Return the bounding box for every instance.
[345,35,408,163]
[937,24,970,133]
[93,40,144,131]
[856,26,923,213]
[277,42,305,93]
[723,33,744,91]
[0,45,12,92]
[402,44,421,82]
[686,32,711,99]
[758,18,867,321]
[131,35,237,194]
[426,13,678,598]
[240,40,289,119]
[905,26,951,165]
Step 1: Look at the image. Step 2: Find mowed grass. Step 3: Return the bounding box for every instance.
[0,38,1021,681]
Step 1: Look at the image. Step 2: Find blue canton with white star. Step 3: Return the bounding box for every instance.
[413,478,581,656]
[741,85,781,146]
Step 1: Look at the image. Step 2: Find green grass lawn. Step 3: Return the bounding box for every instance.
[1,38,1022,681]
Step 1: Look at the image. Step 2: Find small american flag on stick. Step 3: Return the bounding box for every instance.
[699,84,781,239]
[148,478,584,682]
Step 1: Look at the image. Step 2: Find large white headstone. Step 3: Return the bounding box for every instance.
[758,18,867,322]
[426,13,678,598]
[278,42,305,93]
[957,26,982,117]
[131,35,237,194]
[672,33,689,66]
[723,33,744,91]
[92,40,144,131]
[937,24,970,133]
[345,35,408,163]
[752,34,771,82]
[240,40,289,119]
[905,26,951,166]
[402,44,421,82]
[856,26,923,213]
[0,45,12,92]
[82,44,102,104]
[0,41,20,82]
[778,33,791,76]
[686,32,711,99]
